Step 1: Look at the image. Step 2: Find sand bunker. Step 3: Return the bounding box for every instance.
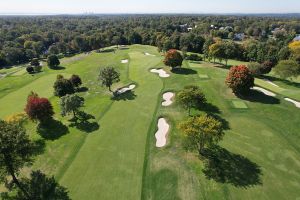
[116,84,136,94]
[162,92,174,106]
[253,87,276,97]
[155,118,170,148]
[284,98,300,108]
[264,79,279,87]
[121,59,128,64]
[150,69,170,78]
[145,52,155,56]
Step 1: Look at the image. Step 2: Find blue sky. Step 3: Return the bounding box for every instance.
[1,0,300,14]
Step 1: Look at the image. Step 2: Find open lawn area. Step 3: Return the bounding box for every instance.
[0,45,300,200]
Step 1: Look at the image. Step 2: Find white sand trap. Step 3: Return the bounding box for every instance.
[284,98,300,108]
[121,59,128,64]
[264,79,279,87]
[155,118,170,147]
[145,52,155,56]
[116,84,136,94]
[253,87,276,97]
[150,69,170,78]
[162,92,174,106]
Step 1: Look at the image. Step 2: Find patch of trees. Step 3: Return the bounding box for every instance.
[0,15,299,68]
[98,67,120,92]
[164,49,183,69]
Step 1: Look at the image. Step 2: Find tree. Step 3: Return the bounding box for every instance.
[14,170,70,200]
[53,75,75,97]
[163,49,183,69]
[26,66,34,74]
[0,120,34,199]
[69,74,82,88]
[60,94,84,118]
[24,92,54,124]
[98,67,120,92]
[178,114,224,156]
[209,42,224,63]
[260,61,275,74]
[203,37,214,61]
[225,65,254,95]
[30,58,40,67]
[47,54,60,68]
[288,41,300,56]
[177,85,206,115]
[273,60,300,79]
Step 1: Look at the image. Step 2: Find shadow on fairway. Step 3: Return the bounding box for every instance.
[37,119,69,140]
[171,68,197,75]
[202,146,262,188]
[152,169,181,200]
[111,91,137,101]
[263,75,300,88]
[69,111,100,133]
[31,139,46,156]
[201,102,221,114]
[49,66,66,70]
[241,90,280,104]
[76,86,89,93]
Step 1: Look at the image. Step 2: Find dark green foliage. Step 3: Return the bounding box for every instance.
[60,94,84,117]
[47,54,60,68]
[274,60,300,79]
[26,66,34,74]
[0,120,34,199]
[53,75,75,97]
[185,54,203,61]
[69,74,82,88]
[98,67,120,92]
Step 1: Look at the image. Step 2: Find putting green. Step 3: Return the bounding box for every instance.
[231,100,248,109]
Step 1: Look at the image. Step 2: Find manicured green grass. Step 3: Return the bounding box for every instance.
[1,45,300,200]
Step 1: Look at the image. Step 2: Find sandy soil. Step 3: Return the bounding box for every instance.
[284,98,300,108]
[145,52,155,56]
[155,118,170,148]
[150,69,170,78]
[162,92,174,106]
[253,86,276,97]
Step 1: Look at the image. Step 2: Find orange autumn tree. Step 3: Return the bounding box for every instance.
[163,49,183,69]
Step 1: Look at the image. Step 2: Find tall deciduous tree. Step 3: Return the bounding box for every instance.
[47,54,60,68]
[178,115,224,156]
[0,120,34,199]
[60,94,84,118]
[24,92,54,124]
[69,74,82,88]
[225,65,254,95]
[53,75,75,97]
[177,85,206,115]
[274,60,300,79]
[163,49,183,69]
[98,67,120,92]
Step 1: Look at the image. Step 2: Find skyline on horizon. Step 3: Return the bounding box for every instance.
[1,0,300,15]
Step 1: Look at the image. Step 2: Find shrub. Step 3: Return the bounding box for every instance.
[274,60,300,79]
[30,58,40,67]
[26,66,34,74]
[225,65,254,95]
[261,61,275,74]
[164,49,183,69]
[33,65,42,73]
[24,92,54,123]
[5,112,27,124]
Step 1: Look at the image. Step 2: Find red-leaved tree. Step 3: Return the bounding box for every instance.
[25,92,54,123]
[163,49,183,69]
[225,65,254,95]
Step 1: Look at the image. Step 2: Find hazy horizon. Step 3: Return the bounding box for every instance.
[1,0,300,15]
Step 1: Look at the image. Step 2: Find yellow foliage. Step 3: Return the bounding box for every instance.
[5,112,27,124]
[288,41,300,55]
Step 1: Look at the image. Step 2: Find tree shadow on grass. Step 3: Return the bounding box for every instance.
[201,102,221,114]
[171,68,197,75]
[202,146,262,188]
[50,66,66,70]
[69,111,100,133]
[240,90,280,104]
[37,119,69,140]
[76,86,89,93]
[111,91,137,101]
[263,75,300,88]
[152,169,181,200]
